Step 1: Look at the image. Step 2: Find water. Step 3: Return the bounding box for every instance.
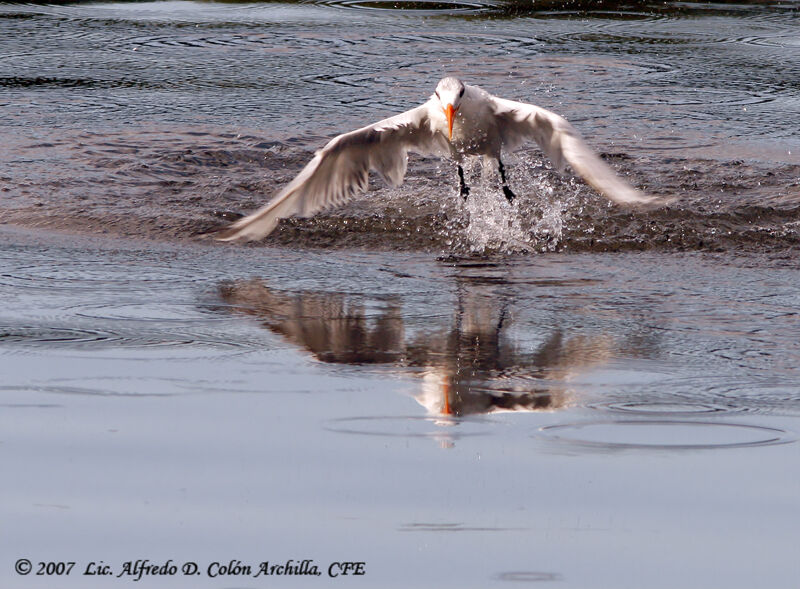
[2,226,799,588]
[2,2,800,588]
[2,0,799,251]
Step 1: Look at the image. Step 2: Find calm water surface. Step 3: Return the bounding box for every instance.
[1,1,800,588]
[2,227,799,588]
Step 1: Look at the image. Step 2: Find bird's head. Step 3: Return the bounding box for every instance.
[434,77,466,141]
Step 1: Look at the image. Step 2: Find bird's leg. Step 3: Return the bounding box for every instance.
[498,159,516,203]
[457,164,470,200]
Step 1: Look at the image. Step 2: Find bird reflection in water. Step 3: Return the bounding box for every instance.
[217,272,632,417]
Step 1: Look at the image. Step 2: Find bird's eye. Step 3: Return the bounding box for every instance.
[459,87,464,97]
[435,91,440,99]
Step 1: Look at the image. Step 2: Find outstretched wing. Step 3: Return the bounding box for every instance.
[490,96,656,205]
[216,103,445,242]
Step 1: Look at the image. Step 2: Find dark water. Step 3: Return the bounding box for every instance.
[2,3,800,588]
[2,0,799,252]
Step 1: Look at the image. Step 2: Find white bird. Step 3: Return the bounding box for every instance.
[217,77,657,242]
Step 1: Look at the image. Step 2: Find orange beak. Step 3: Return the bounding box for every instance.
[444,103,457,141]
[442,382,453,415]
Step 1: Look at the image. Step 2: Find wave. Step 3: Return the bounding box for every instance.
[2,129,798,255]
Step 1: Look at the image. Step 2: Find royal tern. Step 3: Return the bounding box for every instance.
[217,77,656,242]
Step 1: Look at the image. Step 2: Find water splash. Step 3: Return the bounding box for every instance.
[437,155,582,255]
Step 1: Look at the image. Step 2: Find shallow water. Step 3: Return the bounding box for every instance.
[1,0,799,251]
[2,1,800,587]
[2,227,799,588]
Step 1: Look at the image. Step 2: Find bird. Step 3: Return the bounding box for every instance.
[216,76,658,242]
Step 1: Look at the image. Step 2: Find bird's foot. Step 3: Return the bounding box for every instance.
[460,185,470,200]
[502,186,516,204]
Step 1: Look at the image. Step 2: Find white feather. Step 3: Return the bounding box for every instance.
[489,95,656,205]
[216,104,446,242]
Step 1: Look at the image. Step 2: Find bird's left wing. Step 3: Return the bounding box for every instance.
[216,103,445,242]
[490,95,657,206]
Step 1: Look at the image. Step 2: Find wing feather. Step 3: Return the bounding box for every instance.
[216,104,444,242]
[491,96,657,206]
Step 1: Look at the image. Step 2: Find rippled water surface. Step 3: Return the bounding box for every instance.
[2,2,800,587]
[2,0,799,251]
[2,227,800,588]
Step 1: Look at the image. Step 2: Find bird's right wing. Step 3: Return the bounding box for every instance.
[216,103,446,242]
[491,96,657,206]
